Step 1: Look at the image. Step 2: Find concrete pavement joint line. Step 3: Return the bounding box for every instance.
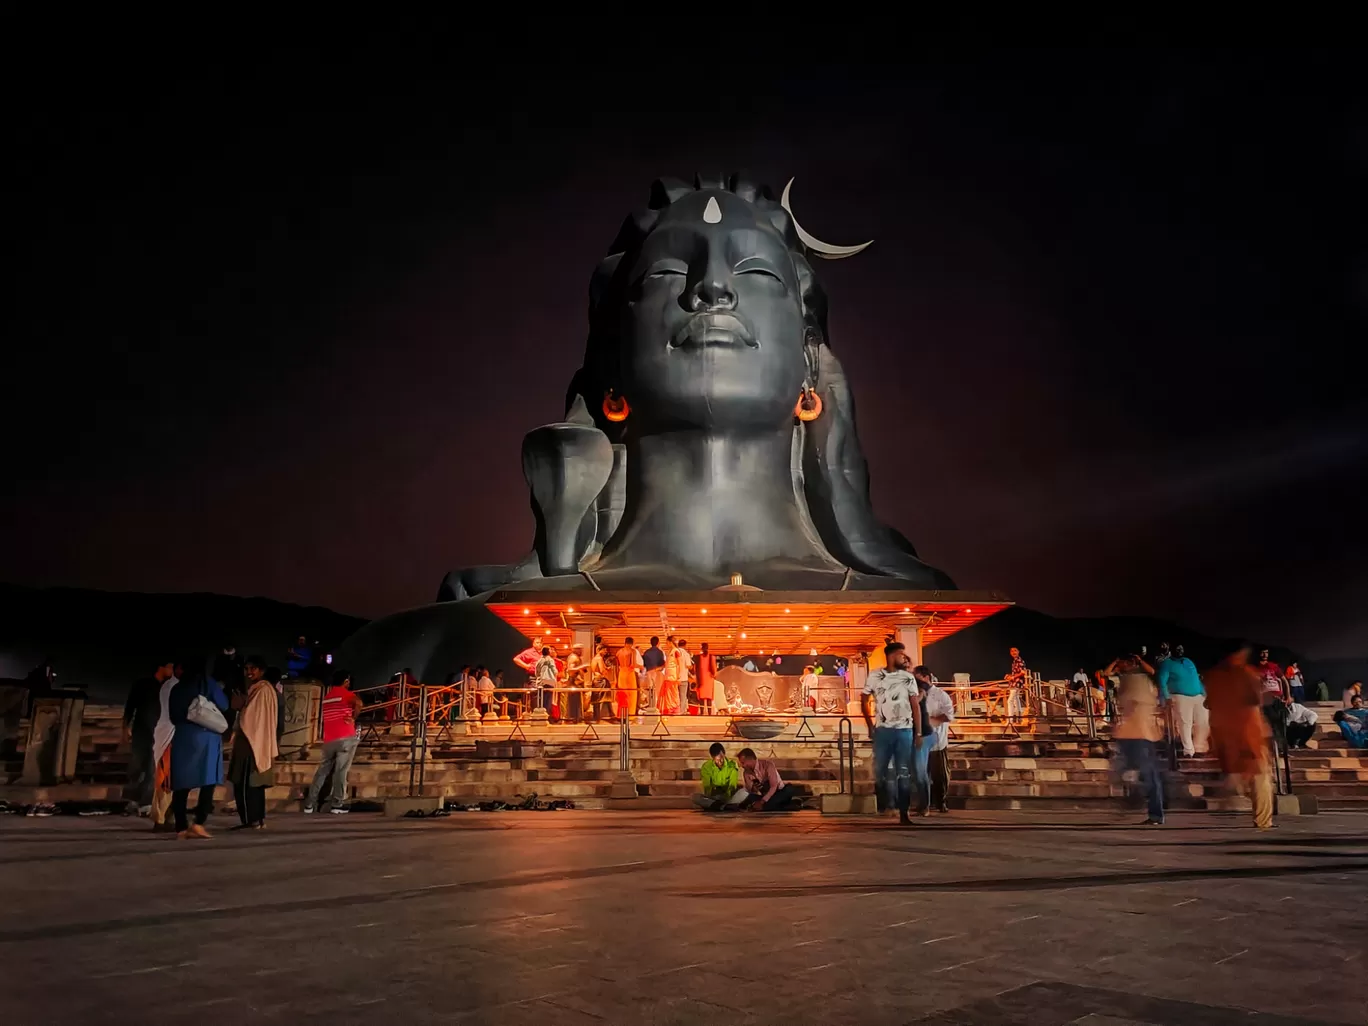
[1214,949,1249,965]
[0,842,809,943]
[663,859,1368,899]
[933,955,988,974]
[91,960,197,978]
[639,961,707,977]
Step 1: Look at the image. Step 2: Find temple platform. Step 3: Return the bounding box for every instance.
[6,703,1365,815]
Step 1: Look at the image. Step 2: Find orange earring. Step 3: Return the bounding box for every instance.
[602,389,630,423]
[795,386,822,422]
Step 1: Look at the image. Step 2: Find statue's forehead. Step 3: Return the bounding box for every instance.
[654,190,769,232]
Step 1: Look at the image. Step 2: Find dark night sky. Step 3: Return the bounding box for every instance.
[6,49,1366,658]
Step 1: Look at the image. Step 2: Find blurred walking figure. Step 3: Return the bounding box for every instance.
[1111,654,1164,825]
[123,660,176,815]
[1206,645,1274,829]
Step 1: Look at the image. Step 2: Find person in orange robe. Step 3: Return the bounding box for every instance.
[615,638,641,719]
[695,642,717,715]
[1205,645,1274,829]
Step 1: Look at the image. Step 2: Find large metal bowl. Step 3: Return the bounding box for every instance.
[733,717,786,740]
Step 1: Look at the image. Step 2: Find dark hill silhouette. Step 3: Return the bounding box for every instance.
[2,584,1360,705]
[0,584,364,702]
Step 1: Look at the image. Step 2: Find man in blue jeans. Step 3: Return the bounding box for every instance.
[862,641,922,826]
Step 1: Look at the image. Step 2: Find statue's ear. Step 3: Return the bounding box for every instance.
[803,326,822,388]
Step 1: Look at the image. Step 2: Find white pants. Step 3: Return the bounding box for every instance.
[1170,693,1209,756]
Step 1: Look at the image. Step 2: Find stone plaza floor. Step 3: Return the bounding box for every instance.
[1,808,1364,1025]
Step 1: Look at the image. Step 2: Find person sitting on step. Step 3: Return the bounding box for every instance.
[1284,700,1318,749]
[692,742,747,811]
[737,748,798,811]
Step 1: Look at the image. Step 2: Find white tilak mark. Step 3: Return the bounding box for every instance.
[1007,914,1040,924]
[881,918,923,929]
[1174,898,1198,906]
[1214,949,1249,965]
[703,197,722,223]
[934,956,987,974]
[923,934,963,945]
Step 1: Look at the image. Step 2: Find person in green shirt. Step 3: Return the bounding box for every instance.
[692,742,747,811]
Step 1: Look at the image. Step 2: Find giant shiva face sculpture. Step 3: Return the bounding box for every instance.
[437,172,953,599]
[620,189,810,433]
[577,174,867,441]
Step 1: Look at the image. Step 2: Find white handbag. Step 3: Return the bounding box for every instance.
[187,691,228,734]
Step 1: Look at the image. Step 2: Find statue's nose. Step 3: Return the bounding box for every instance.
[689,275,736,312]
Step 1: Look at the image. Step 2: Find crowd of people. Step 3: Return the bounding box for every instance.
[122,642,365,838]
[1073,644,1366,829]
[419,635,840,724]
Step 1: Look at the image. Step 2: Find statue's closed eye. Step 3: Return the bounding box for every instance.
[734,257,785,284]
[643,261,687,280]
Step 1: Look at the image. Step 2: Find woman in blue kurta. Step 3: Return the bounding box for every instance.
[167,671,229,839]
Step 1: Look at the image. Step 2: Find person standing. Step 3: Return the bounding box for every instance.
[641,636,665,712]
[615,637,641,720]
[862,641,922,826]
[123,660,175,815]
[799,664,821,711]
[673,639,694,713]
[305,670,363,814]
[167,669,229,839]
[1155,644,1209,758]
[149,664,180,830]
[914,665,955,814]
[1112,654,1164,825]
[229,655,279,830]
[1254,648,1289,748]
[695,642,718,715]
[286,636,312,678]
[477,666,496,717]
[1005,647,1029,723]
[1206,645,1274,829]
[1285,662,1306,703]
[534,647,559,715]
[659,637,681,715]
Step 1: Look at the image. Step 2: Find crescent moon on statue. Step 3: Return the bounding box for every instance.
[781,178,873,260]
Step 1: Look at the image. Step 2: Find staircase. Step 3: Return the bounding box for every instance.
[3,702,1365,813]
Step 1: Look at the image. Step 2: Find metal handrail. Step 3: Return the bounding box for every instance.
[836,717,855,795]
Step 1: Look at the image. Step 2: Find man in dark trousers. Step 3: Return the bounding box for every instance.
[123,660,175,815]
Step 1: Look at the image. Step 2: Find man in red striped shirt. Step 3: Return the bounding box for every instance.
[305,670,364,815]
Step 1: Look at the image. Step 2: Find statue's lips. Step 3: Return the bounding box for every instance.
[669,312,759,350]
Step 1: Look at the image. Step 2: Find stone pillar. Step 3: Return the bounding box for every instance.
[280,680,323,752]
[20,694,85,786]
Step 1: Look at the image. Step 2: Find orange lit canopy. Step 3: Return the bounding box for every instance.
[485,590,1011,657]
